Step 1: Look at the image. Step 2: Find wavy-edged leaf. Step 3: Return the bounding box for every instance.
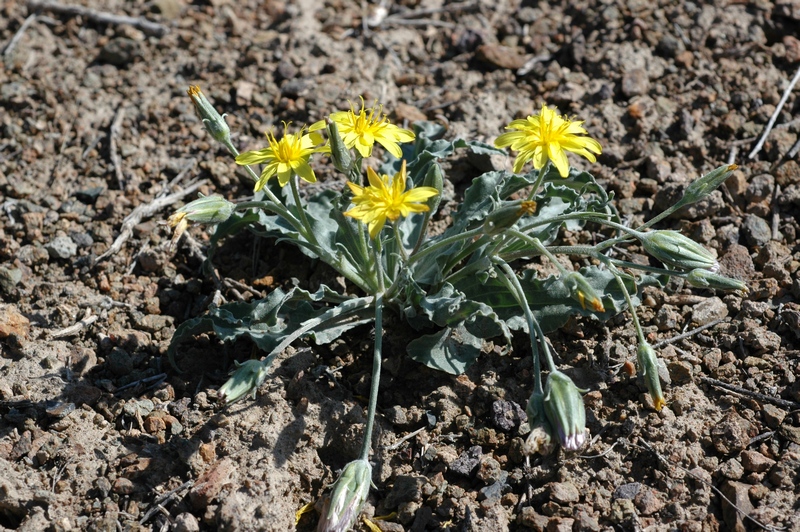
[456,265,664,333]
[167,286,369,371]
[406,324,483,375]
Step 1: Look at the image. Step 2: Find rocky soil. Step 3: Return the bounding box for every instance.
[1,0,800,531]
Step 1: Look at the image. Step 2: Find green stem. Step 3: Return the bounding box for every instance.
[526,163,549,201]
[360,240,386,461]
[603,260,646,345]
[233,201,285,216]
[359,292,383,461]
[636,199,689,231]
[515,211,611,234]
[290,176,320,247]
[373,237,386,294]
[262,295,376,368]
[506,230,569,276]
[408,227,484,265]
[392,223,409,262]
[495,260,557,375]
[440,235,490,277]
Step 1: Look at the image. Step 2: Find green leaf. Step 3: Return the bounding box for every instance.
[167,285,370,372]
[402,283,511,342]
[406,324,483,375]
[455,265,662,333]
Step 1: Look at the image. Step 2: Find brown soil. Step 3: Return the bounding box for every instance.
[1,0,800,531]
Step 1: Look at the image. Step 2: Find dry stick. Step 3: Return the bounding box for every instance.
[138,480,194,525]
[49,310,98,339]
[771,184,782,241]
[698,376,800,411]
[93,159,203,266]
[633,439,782,532]
[748,63,800,159]
[651,318,727,349]
[26,0,169,37]
[2,12,38,60]
[384,426,427,451]
[109,107,126,190]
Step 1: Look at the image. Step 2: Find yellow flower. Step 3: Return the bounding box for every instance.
[345,161,438,239]
[235,124,326,190]
[495,104,602,177]
[325,98,415,159]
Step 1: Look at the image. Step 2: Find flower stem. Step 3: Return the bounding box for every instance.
[507,230,570,276]
[495,260,557,378]
[526,163,549,201]
[360,239,386,461]
[261,295,376,369]
[408,227,484,265]
[290,176,320,247]
[602,260,646,345]
[360,291,383,461]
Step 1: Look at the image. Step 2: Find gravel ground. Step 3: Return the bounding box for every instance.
[1,0,800,531]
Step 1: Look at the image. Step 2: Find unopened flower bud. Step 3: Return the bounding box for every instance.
[422,162,444,213]
[482,200,537,236]
[543,371,587,451]
[171,194,235,225]
[562,271,605,312]
[686,269,748,294]
[681,164,738,205]
[317,459,372,532]
[218,359,270,404]
[325,119,353,174]
[639,230,718,271]
[187,85,231,144]
[637,342,665,411]
[167,194,235,248]
[524,390,555,455]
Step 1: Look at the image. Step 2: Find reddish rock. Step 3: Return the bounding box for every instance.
[0,305,30,339]
[112,478,135,495]
[189,458,235,509]
[476,44,527,70]
[741,450,775,473]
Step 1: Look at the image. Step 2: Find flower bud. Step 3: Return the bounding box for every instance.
[686,269,748,294]
[422,163,444,214]
[681,164,738,205]
[482,200,537,236]
[636,342,665,411]
[167,194,235,249]
[317,459,372,532]
[187,85,231,144]
[561,271,605,312]
[218,359,270,404]
[543,371,587,451]
[524,390,555,455]
[326,119,353,174]
[171,194,235,225]
[638,230,719,272]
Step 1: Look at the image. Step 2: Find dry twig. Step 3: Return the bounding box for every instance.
[49,309,98,339]
[93,159,203,266]
[109,106,126,190]
[633,439,783,532]
[698,376,800,410]
[2,12,38,60]
[26,0,169,37]
[748,63,800,159]
[651,318,727,349]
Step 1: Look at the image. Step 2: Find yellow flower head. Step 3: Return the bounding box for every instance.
[235,123,326,190]
[495,104,602,177]
[326,98,415,159]
[344,161,438,239]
